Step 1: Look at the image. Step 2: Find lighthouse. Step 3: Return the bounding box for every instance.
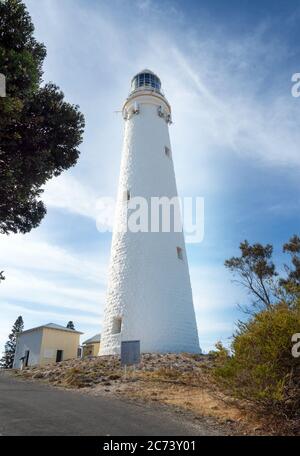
[99,70,200,355]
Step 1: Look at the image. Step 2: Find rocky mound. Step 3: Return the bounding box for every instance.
[14,353,213,389]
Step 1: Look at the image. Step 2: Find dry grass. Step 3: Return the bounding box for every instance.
[12,353,298,435]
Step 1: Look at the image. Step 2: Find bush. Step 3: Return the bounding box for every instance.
[214,300,300,418]
[209,341,230,363]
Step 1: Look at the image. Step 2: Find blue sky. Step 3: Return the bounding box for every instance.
[1,0,300,352]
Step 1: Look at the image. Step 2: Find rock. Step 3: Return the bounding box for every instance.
[253,426,264,432]
[210,405,219,410]
[83,376,95,382]
[108,373,121,380]
[32,372,44,379]
[225,418,235,424]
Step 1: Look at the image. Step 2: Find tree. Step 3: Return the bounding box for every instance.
[280,234,300,300]
[66,321,75,330]
[0,0,85,236]
[224,240,278,314]
[0,316,24,368]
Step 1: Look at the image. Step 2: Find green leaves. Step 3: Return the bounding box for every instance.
[0,0,84,235]
[0,315,24,368]
[214,301,300,418]
[219,236,300,421]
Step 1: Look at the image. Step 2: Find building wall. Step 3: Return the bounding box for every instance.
[39,329,80,366]
[83,342,100,357]
[100,90,200,356]
[13,329,43,368]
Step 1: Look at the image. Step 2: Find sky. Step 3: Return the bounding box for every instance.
[1,0,300,353]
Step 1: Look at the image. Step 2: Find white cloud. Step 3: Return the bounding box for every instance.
[43,174,116,231]
[1,268,103,314]
[0,234,108,349]
[4,303,101,327]
[27,0,300,208]
[43,174,97,219]
[0,233,107,282]
[0,304,101,351]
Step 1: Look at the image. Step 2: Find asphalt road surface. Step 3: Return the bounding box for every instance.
[0,373,224,436]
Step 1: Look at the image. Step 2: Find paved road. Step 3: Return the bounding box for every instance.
[0,373,223,436]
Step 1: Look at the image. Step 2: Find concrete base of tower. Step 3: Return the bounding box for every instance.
[98,333,121,356]
[99,338,201,356]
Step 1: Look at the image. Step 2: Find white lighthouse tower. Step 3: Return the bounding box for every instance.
[99,70,200,355]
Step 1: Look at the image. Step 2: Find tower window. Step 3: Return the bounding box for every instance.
[164,146,171,158]
[123,189,131,202]
[131,72,161,92]
[176,247,183,260]
[112,317,122,334]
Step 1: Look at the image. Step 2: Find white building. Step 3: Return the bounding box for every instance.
[13,323,83,368]
[100,70,200,355]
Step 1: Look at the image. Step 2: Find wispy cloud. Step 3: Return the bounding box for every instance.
[43,174,116,231]
[0,234,107,282]
[0,233,107,348]
[3,0,297,353]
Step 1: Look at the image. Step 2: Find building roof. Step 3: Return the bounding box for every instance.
[18,323,83,336]
[131,68,160,82]
[82,333,101,345]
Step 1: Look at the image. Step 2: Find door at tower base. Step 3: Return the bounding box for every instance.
[121,340,141,366]
[99,70,200,356]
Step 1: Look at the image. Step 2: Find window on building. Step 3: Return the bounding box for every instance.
[131,72,161,92]
[177,246,183,260]
[123,189,131,202]
[164,146,171,158]
[112,317,122,334]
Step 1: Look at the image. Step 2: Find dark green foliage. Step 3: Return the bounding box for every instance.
[66,321,75,330]
[0,316,24,368]
[0,0,85,235]
[214,302,300,418]
[218,236,300,420]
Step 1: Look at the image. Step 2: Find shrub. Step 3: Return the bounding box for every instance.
[209,341,230,364]
[214,300,300,418]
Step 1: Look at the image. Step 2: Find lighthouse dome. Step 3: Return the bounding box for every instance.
[130,69,161,93]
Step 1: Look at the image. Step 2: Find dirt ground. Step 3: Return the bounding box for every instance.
[12,353,296,435]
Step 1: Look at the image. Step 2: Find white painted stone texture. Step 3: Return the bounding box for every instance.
[100,72,200,355]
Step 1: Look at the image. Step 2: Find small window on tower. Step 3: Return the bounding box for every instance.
[164,146,171,158]
[123,189,131,202]
[177,247,183,260]
[112,317,122,334]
